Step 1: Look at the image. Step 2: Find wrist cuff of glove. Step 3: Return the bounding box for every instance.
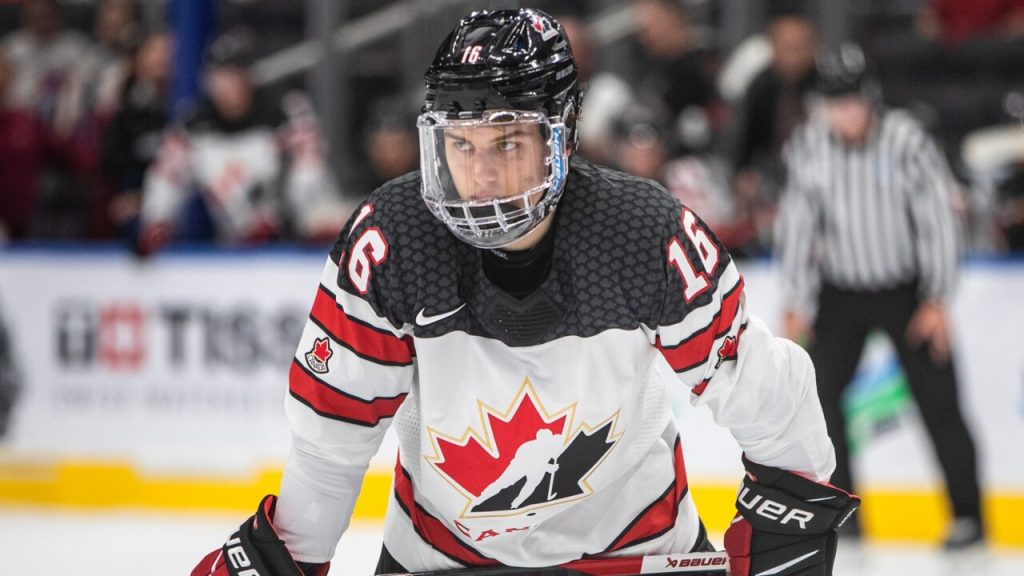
[739,455,859,535]
[296,562,330,576]
[222,495,310,576]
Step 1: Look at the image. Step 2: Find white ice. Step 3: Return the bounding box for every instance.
[2,507,1022,575]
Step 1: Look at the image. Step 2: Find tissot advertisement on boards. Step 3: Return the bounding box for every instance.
[0,254,1022,490]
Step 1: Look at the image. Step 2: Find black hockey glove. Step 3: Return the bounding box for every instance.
[191,494,329,576]
[724,455,859,576]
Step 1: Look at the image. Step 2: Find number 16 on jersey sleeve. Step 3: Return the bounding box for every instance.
[668,209,721,303]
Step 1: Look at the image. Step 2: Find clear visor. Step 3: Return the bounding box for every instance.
[417,110,568,248]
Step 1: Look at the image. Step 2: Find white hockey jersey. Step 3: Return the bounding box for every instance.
[141,91,345,242]
[274,159,835,571]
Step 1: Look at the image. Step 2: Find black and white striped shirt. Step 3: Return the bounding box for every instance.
[775,108,959,317]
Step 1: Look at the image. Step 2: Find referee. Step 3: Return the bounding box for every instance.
[775,44,984,549]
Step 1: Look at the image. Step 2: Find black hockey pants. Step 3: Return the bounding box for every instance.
[808,281,982,535]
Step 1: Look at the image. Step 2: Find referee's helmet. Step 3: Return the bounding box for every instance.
[815,43,878,100]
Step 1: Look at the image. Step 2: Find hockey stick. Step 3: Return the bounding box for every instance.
[384,550,730,576]
[547,457,558,500]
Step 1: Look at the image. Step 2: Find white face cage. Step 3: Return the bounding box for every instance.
[417,109,570,249]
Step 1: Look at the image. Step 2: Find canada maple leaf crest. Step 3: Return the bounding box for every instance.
[426,379,621,518]
[715,335,739,369]
[304,337,333,374]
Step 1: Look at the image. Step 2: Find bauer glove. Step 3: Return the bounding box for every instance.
[724,455,859,576]
[191,494,329,576]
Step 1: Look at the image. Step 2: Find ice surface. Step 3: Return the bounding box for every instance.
[1,508,1021,576]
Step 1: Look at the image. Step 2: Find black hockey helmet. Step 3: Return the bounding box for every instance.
[423,8,581,141]
[815,43,877,99]
[418,9,581,249]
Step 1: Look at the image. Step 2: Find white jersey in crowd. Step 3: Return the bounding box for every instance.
[141,91,345,243]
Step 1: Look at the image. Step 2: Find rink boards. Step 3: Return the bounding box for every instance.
[0,249,1021,546]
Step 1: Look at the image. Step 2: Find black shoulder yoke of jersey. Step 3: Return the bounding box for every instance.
[338,159,684,347]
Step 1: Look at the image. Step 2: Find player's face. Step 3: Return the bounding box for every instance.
[443,123,548,203]
[825,96,872,143]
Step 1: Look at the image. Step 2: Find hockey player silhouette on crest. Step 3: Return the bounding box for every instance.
[476,428,563,509]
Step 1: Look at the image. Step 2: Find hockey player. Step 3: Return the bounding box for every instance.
[192,9,858,576]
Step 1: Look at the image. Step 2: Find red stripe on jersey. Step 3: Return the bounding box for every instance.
[691,380,710,397]
[288,360,406,426]
[656,277,745,373]
[393,462,499,567]
[311,285,414,366]
[606,437,689,552]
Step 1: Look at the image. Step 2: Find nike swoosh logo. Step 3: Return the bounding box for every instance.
[755,549,820,576]
[416,303,466,326]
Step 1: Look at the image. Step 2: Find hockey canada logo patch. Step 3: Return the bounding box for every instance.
[305,337,334,374]
[529,13,559,41]
[426,379,621,519]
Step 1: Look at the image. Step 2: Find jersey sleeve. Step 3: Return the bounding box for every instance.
[652,205,835,481]
[274,199,415,563]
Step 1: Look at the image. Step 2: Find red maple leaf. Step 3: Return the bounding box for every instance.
[715,335,738,369]
[432,390,567,498]
[312,337,333,363]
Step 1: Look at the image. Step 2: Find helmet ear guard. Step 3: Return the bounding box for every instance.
[561,96,581,154]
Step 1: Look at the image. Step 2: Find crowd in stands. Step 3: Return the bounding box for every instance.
[0,0,1022,253]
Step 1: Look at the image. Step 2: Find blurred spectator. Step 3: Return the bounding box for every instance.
[629,0,717,154]
[958,96,1024,250]
[361,98,418,190]
[2,0,113,240]
[775,45,984,549]
[556,12,633,165]
[729,8,818,196]
[58,0,144,241]
[67,0,140,125]
[0,51,47,240]
[994,164,1024,250]
[2,0,91,130]
[138,29,347,254]
[614,101,673,182]
[725,7,819,255]
[101,32,171,240]
[917,0,1024,44]
[717,33,773,106]
[614,100,763,256]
